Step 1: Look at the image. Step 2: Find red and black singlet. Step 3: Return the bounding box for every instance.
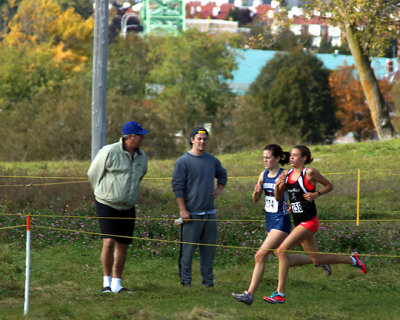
[285,168,317,226]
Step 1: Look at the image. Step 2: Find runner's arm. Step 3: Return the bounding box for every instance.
[252,171,264,203]
[274,170,288,201]
[304,168,334,201]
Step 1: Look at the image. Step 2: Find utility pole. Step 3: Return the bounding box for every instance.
[91,0,109,160]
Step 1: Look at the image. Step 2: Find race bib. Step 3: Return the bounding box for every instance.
[265,196,278,213]
[291,201,303,213]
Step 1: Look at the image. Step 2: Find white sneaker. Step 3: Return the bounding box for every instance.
[232,290,253,305]
[316,264,332,275]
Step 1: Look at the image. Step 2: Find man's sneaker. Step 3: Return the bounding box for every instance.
[111,287,131,293]
[351,252,367,274]
[232,290,254,306]
[102,286,111,293]
[315,264,332,275]
[263,291,286,304]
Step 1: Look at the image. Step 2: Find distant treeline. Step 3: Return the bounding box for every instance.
[0,0,399,161]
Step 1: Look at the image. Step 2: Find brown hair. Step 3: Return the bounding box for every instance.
[264,144,290,165]
[292,145,313,164]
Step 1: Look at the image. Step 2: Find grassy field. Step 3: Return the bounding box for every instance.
[1,139,400,319]
[1,243,400,320]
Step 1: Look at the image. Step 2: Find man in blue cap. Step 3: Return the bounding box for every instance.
[88,121,148,293]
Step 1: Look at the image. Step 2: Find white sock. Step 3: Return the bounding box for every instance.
[277,291,285,297]
[351,256,357,265]
[103,276,111,288]
[111,278,122,293]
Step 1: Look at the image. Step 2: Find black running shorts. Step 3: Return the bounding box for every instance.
[96,201,136,244]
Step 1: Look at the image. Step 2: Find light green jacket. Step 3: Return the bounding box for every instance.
[87,138,148,210]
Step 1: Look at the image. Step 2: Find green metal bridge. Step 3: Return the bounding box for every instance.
[141,0,186,34]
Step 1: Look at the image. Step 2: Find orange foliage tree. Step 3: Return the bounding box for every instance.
[3,0,94,72]
[329,64,393,141]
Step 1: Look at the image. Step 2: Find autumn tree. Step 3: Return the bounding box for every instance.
[56,0,94,19]
[392,81,400,130]
[0,44,66,107]
[0,0,95,160]
[0,0,20,36]
[393,81,400,113]
[0,0,94,105]
[294,0,400,140]
[3,0,94,71]
[329,65,375,141]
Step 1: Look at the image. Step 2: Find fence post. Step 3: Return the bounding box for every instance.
[356,169,360,226]
[24,215,31,315]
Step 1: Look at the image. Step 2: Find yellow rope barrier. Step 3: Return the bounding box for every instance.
[0,168,399,186]
[0,175,88,180]
[0,181,89,187]
[1,220,399,259]
[1,212,400,223]
[29,225,400,259]
[0,225,26,230]
[1,169,399,229]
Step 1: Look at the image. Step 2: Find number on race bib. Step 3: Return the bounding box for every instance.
[265,196,278,213]
[291,202,303,213]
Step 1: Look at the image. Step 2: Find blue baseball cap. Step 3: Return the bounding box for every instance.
[122,121,149,135]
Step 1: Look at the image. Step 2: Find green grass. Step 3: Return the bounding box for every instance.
[1,139,400,319]
[1,139,400,222]
[1,243,400,320]
[125,139,400,222]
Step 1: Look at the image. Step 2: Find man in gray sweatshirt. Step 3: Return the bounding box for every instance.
[172,127,227,287]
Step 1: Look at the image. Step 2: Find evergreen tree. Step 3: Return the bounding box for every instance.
[248,50,338,143]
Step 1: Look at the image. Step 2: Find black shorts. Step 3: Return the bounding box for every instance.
[96,201,136,244]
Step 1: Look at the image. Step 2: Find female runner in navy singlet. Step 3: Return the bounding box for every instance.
[232,144,331,306]
[263,145,367,304]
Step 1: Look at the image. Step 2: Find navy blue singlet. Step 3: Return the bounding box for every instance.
[263,168,291,233]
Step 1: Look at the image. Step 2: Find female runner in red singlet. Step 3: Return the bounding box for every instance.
[263,145,367,304]
[232,144,331,306]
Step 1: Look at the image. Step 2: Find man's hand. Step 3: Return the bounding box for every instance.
[213,185,224,198]
[180,209,191,223]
